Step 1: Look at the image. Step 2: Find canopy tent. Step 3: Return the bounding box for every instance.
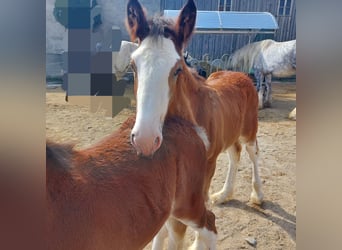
[163,10,278,35]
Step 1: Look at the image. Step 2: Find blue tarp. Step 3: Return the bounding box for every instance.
[163,10,278,34]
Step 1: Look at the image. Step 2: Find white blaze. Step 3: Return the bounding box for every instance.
[131,36,180,155]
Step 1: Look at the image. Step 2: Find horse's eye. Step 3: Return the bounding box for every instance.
[174,67,182,77]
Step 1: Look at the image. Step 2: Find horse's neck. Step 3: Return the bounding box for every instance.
[167,68,202,125]
[46,164,76,202]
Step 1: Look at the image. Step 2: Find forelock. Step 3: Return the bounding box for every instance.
[146,16,178,47]
[149,16,171,35]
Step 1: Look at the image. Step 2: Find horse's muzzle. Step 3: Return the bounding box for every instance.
[130,132,162,157]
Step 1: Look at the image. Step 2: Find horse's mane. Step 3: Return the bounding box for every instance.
[188,66,207,82]
[228,39,274,73]
[46,140,75,170]
[144,15,194,53]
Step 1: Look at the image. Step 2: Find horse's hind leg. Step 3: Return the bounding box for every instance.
[246,140,263,205]
[263,74,272,108]
[254,70,265,109]
[210,142,242,205]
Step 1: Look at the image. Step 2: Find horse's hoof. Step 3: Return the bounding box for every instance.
[250,191,263,205]
[210,191,233,205]
[263,101,272,108]
[289,107,296,120]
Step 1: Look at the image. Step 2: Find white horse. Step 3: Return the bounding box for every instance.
[228,39,296,109]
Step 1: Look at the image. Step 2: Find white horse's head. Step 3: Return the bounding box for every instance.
[126,0,196,156]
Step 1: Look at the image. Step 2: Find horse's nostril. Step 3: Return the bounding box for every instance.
[130,133,135,144]
[154,136,161,148]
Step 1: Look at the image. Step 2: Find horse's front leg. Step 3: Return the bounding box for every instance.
[188,210,217,250]
[152,218,187,250]
[165,218,187,250]
[211,143,242,205]
[151,224,168,250]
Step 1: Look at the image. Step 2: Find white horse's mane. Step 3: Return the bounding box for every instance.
[227,39,274,73]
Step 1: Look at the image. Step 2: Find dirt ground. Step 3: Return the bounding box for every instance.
[46,81,296,250]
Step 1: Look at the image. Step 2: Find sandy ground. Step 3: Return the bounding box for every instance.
[46,81,296,249]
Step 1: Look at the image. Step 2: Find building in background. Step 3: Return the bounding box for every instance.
[47,0,295,76]
[161,0,296,59]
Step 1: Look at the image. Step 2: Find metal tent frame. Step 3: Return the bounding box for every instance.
[163,10,279,42]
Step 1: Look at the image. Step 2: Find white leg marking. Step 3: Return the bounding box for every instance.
[211,146,239,204]
[188,228,217,250]
[165,220,184,250]
[246,141,264,205]
[152,224,168,250]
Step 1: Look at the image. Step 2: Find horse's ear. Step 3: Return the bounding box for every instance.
[126,0,149,42]
[175,0,197,48]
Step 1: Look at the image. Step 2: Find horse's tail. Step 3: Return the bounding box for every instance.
[227,39,274,73]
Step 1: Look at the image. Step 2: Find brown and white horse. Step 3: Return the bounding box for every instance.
[126,0,263,206]
[47,116,216,250]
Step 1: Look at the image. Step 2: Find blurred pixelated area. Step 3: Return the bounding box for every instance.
[46,0,137,117]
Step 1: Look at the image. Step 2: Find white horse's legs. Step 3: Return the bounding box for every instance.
[258,88,264,110]
[264,74,272,108]
[152,224,168,250]
[255,71,265,109]
[246,140,263,205]
[211,143,241,204]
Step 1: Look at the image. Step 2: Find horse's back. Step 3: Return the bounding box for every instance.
[267,40,296,58]
[201,71,258,152]
[257,40,296,76]
[206,71,257,97]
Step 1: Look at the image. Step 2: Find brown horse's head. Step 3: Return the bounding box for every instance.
[126,0,197,156]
